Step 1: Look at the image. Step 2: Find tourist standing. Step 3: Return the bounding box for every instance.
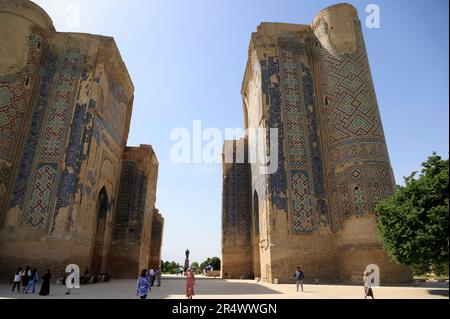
[148,268,156,287]
[11,267,22,293]
[293,267,305,292]
[363,271,375,299]
[137,269,150,300]
[39,269,51,296]
[21,265,31,293]
[155,267,162,287]
[185,268,196,299]
[25,268,39,294]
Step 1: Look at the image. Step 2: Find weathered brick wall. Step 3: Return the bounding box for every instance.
[335,215,412,284]
[109,146,160,278]
[0,0,135,280]
[223,4,412,284]
[221,140,253,279]
[312,4,412,283]
[149,210,164,269]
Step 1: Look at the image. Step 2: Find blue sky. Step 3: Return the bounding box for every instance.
[33,0,449,264]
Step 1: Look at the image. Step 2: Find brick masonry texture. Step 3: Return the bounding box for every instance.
[0,0,163,280]
[222,4,412,284]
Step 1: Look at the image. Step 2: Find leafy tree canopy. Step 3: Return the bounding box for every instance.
[200,257,221,270]
[376,153,449,271]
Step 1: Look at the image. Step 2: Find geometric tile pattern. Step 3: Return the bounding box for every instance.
[330,140,387,165]
[17,48,83,230]
[261,57,288,212]
[258,33,331,234]
[113,160,148,242]
[25,163,57,227]
[314,20,395,225]
[353,186,365,216]
[221,154,252,247]
[320,53,383,143]
[0,35,40,162]
[278,36,323,234]
[279,44,318,234]
[10,51,58,209]
[56,103,87,210]
[0,35,41,214]
[318,26,384,144]
[335,163,394,219]
[281,49,308,165]
[41,49,82,161]
[290,170,315,232]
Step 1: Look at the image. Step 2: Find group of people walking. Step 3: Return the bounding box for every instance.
[12,266,52,296]
[136,267,163,299]
[136,267,196,300]
[10,265,373,299]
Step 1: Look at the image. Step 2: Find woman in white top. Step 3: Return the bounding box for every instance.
[12,267,22,293]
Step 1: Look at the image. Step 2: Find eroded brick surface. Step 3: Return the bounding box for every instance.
[0,0,163,280]
[222,4,412,284]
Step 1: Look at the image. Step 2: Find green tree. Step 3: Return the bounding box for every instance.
[164,261,171,273]
[209,257,221,270]
[160,260,183,274]
[376,153,449,272]
[190,262,199,270]
[200,259,209,270]
[169,261,178,274]
[200,257,221,271]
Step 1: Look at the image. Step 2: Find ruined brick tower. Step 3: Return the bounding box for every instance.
[0,0,164,279]
[222,3,412,284]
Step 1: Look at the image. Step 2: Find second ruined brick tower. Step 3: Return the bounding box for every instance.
[0,0,164,279]
[222,3,412,284]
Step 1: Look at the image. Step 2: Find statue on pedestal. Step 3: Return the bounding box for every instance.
[184,249,190,270]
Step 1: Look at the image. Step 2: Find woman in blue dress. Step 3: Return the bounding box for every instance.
[136,269,150,299]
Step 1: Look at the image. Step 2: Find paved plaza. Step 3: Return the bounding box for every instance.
[0,276,447,299]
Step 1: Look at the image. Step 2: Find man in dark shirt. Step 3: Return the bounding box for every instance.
[293,267,305,292]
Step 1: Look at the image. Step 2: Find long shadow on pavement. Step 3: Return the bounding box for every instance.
[427,289,449,297]
[193,279,283,296]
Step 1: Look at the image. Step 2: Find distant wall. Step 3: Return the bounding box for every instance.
[109,146,160,278]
